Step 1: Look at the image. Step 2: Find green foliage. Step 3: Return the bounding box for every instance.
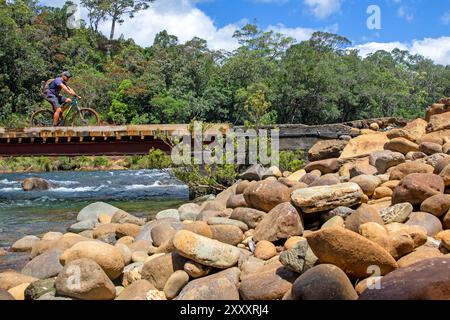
[128,148,172,169]
[93,156,110,167]
[279,149,305,172]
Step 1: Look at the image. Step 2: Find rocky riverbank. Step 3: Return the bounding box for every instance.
[1,98,450,300]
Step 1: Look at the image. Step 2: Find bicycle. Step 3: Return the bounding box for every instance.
[30,97,100,127]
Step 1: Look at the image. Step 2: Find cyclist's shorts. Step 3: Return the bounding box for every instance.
[46,94,68,111]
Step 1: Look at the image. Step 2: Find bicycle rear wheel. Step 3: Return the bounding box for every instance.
[30,110,54,127]
[72,108,100,126]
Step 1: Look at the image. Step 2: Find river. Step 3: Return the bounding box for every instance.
[0,169,189,270]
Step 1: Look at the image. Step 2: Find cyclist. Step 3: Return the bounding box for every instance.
[44,71,80,126]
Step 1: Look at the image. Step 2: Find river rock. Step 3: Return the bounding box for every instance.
[173,230,240,269]
[11,235,40,252]
[345,204,384,233]
[373,186,393,199]
[111,211,145,226]
[115,243,132,265]
[156,209,180,220]
[22,249,63,279]
[427,112,450,132]
[141,252,187,290]
[210,225,243,246]
[178,203,201,221]
[0,289,15,300]
[385,224,428,248]
[369,150,405,174]
[420,194,450,217]
[22,177,51,191]
[77,202,127,222]
[306,227,398,278]
[122,262,144,287]
[42,232,63,241]
[243,180,291,212]
[280,238,317,273]
[116,223,141,238]
[308,139,348,161]
[291,264,358,300]
[236,180,253,194]
[359,257,450,299]
[134,218,178,243]
[379,203,413,224]
[405,212,443,236]
[183,260,211,279]
[226,194,248,209]
[392,173,445,205]
[116,279,156,300]
[309,174,340,187]
[68,219,98,233]
[262,166,282,179]
[206,217,248,232]
[420,142,443,155]
[177,267,240,300]
[239,164,265,181]
[349,175,381,196]
[254,241,277,260]
[389,161,435,180]
[55,258,116,300]
[300,170,321,185]
[385,138,419,154]
[230,208,266,228]
[253,202,303,242]
[304,158,340,174]
[292,182,363,214]
[397,246,444,268]
[163,270,189,299]
[182,221,213,238]
[321,206,355,222]
[0,271,37,290]
[340,133,389,159]
[8,283,30,300]
[150,223,176,247]
[60,240,124,280]
[24,278,56,300]
[30,233,89,258]
[440,164,450,186]
[238,262,297,300]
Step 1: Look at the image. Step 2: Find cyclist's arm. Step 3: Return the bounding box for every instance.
[59,83,78,97]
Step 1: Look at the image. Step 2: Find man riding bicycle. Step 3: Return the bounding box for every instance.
[44,71,80,126]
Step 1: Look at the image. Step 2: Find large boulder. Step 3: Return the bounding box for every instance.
[308,140,348,161]
[389,162,435,180]
[359,258,450,300]
[339,133,389,159]
[116,280,156,300]
[22,249,63,279]
[405,212,443,236]
[304,158,340,174]
[68,219,98,233]
[55,258,116,300]
[177,267,240,300]
[306,227,398,278]
[141,252,187,290]
[11,235,40,252]
[60,241,125,280]
[349,175,382,196]
[239,262,297,300]
[253,202,303,242]
[243,180,291,212]
[134,218,179,243]
[420,194,450,217]
[77,202,126,222]
[111,211,145,225]
[291,264,358,300]
[239,164,265,181]
[392,173,445,205]
[0,271,37,290]
[292,182,363,214]
[345,204,384,233]
[427,112,450,132]
[173,230,240,269]
[210,225,244,246]
[384,138,419,155]
[22,177,52,191]
[369,150,405,174]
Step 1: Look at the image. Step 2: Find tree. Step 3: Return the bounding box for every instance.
[81,0,108,31]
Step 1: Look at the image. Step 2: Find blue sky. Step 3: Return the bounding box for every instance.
[40,0,450,64]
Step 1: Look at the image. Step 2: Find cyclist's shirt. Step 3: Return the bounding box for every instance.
[48,77,66,96]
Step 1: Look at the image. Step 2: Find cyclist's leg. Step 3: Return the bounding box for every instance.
[54,96,71,126]
[46,95,62,126]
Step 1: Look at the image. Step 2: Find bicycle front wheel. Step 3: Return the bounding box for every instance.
[72,108,100,126]
[30,110,54,127]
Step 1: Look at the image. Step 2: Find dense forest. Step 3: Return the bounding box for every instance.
[1,0,450,128]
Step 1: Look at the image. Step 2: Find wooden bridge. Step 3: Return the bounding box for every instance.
[0,118,405,156]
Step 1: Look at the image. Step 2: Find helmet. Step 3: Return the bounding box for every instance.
[62,71,72,78]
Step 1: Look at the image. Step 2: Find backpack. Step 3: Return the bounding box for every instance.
[41,78,55,97]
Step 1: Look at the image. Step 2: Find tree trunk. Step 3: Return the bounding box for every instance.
[109,17,116,40]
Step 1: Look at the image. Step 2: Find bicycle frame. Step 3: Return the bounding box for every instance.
[60,98,80,125]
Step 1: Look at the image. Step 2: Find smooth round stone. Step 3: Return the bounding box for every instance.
[11,235,40,252]
[321,216,345,229]
[379,203,413,223]
[207,217,249,231]
[68,219,98,233]
[163,270,189,299]
[254,241,277,260]
[156,209,180,220]
[173,230,241,269]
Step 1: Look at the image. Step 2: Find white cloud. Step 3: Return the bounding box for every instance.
[442,11,450,25]
[397,5,414,21]
[303,0,342,19]
[352,37,450,66]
